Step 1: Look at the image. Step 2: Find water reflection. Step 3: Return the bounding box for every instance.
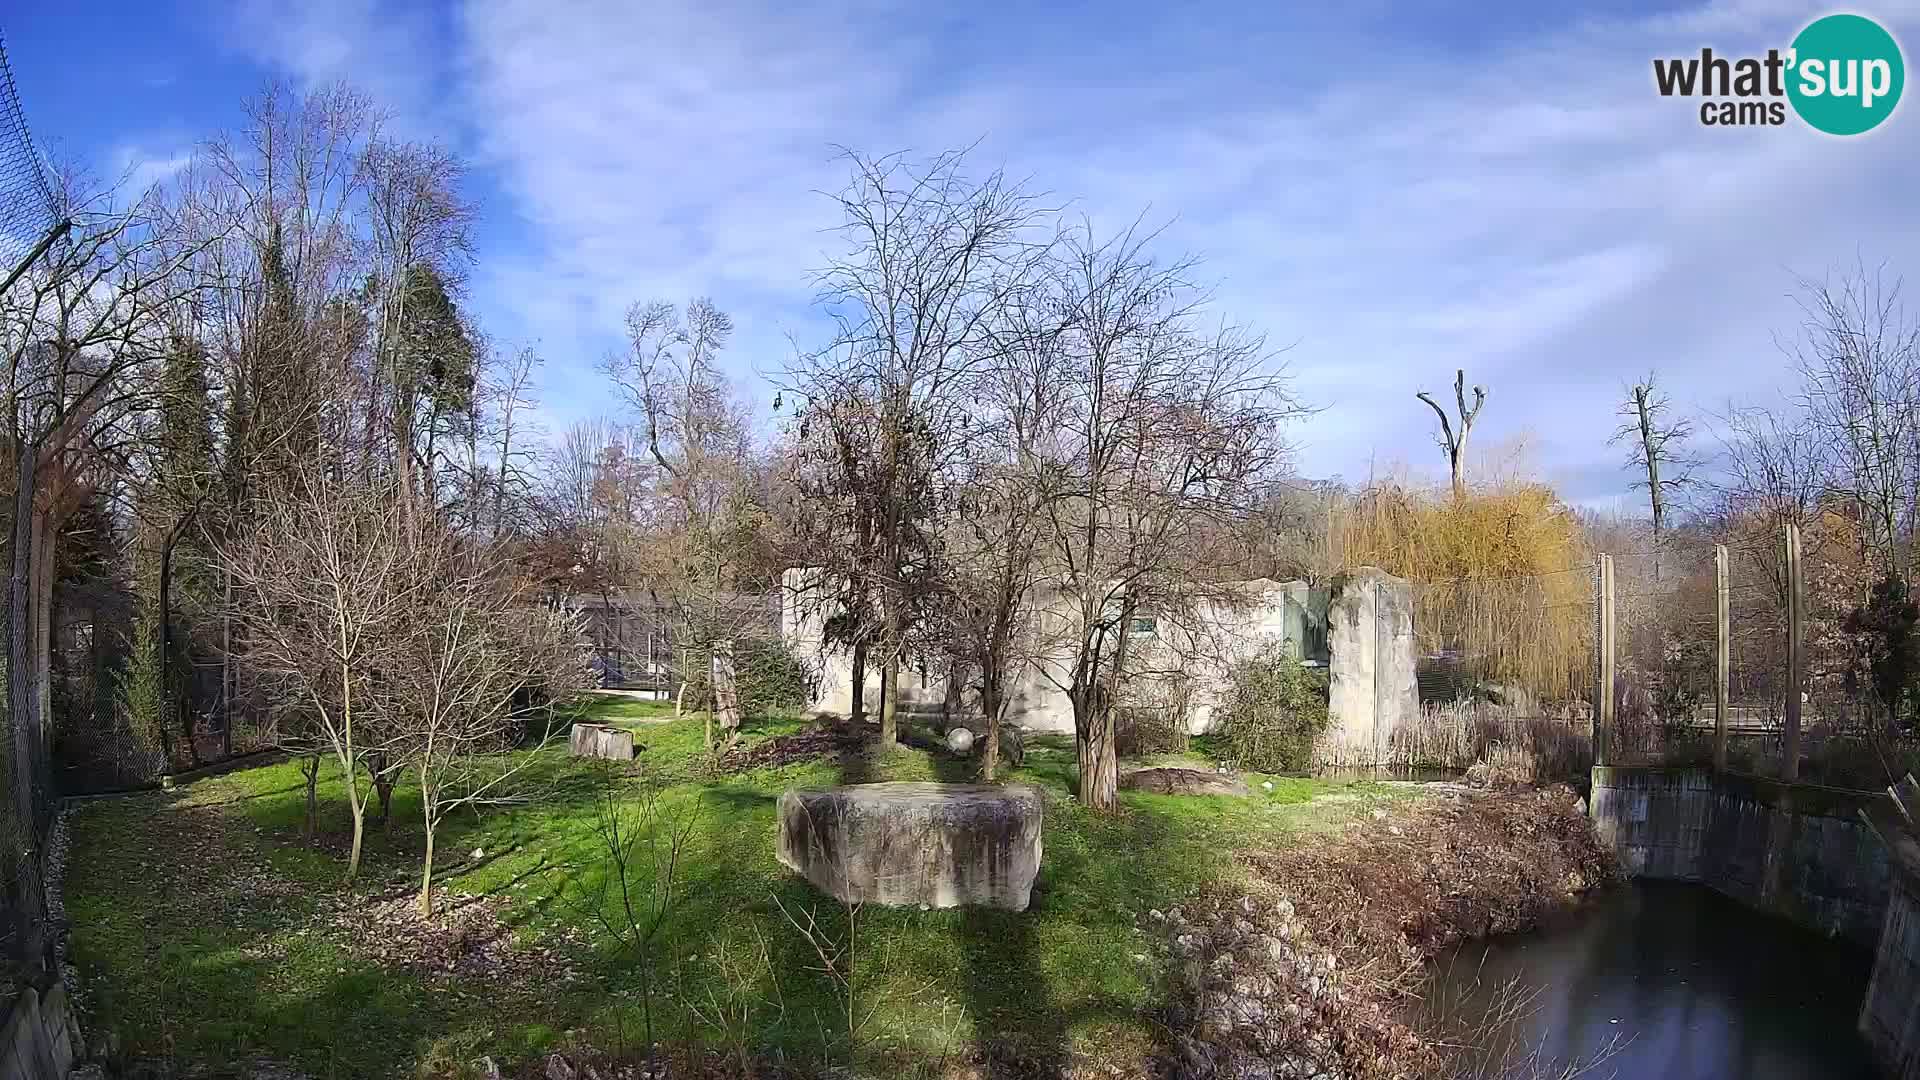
[1421,881,1878,1079]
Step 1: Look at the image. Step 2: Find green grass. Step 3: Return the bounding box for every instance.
[65,692,1415,1077]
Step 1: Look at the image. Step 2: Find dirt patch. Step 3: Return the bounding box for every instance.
[1155,784,1616,1079]
[323,888,588,984]
[1119,767,1250,797]
[719,717,866,773]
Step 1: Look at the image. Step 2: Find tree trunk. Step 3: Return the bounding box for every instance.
[374,769,395,837]
[982,681,1006,783]
[942,665,963,729]
[221,569,234,755]
[301,754,320,847]
[849,639,868,724]
[1075,691,1118,810]
[345,788,366,881]
[879,654,899,748]
[29,511,55,765]
[6,438,42,968]
[419,764,437,916]
[419,819,436,916]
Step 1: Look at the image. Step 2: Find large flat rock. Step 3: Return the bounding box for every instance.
[776,782,1044,911]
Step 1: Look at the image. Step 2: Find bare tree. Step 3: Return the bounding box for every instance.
[1028,221,1302,809]
[1786,265,1920,585]
[361,138,475,519]
[602,298,775,747]
[219,472,417,880]
[195,83,385,749]
[933,276,1063,780]
[381,543,589,914]
[1610,374,1698,541]
[1416,369,1486,500]
[566,767,703,1063]
[786,148,1056,749]
[4,168,210,852]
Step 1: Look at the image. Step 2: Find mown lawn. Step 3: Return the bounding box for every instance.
[65,695,1414,1078]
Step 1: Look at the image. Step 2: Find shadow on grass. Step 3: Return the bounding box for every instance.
[959,903,1069,1078]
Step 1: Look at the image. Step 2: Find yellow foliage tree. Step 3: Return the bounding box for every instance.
[1332,481,1593,702]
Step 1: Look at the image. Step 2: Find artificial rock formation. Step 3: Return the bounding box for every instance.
[1324,566,1419,766]
[568,723,635,761]
[776,782,1044,911]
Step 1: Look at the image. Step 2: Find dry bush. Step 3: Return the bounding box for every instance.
[1116,705,1189,758]
[1377,702,1593,784]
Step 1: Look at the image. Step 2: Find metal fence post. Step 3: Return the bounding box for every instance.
[1715,543,1730,772]
[1596,554,1614,767]
[1783,521,1804,782]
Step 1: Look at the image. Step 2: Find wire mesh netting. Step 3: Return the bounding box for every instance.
[1608,542,1739,767]
[0,32,58,274]
[0,25,60,972]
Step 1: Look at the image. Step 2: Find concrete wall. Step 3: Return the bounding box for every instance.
[1322,568,1419,766]
[781,567,1416,759]
[1861,872,1920,1079]
[0,982,79,1080]
[781,568,1366,737]
[1590,765,1890,945]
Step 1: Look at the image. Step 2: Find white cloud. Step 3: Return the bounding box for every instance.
[237,0,1920,502]
[109,146,193,195]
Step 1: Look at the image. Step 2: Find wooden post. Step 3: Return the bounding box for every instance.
[1596,555,1615,767]
[1714,543,1730,772]
[1783,522,1804,782]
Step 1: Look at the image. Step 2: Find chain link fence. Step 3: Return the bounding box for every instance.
[0,25,64,976]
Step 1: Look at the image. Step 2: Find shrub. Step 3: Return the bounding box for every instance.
[1117,675,1195,756]
[1218,645,1330,772]
[1116,705,1188,757]
[679,636,814,717]
[113,607,171,778]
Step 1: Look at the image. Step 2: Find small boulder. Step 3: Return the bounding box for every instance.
[1119,767,1250,796]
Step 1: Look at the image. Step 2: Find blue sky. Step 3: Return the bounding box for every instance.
[6,0,1919,508]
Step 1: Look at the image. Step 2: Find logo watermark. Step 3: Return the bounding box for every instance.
[1653,12,1904,134]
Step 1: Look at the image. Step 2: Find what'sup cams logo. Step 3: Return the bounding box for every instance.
[1654,12,1904,133]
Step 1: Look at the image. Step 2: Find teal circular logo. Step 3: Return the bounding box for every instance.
[1788,14,1904,135]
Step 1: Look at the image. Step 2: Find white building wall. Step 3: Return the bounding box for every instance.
[780,569,1330,736]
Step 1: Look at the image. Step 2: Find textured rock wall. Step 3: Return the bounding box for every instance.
[1861,874,1920,1079]
[1323,567,1419,766]
[0,982,79,1080]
